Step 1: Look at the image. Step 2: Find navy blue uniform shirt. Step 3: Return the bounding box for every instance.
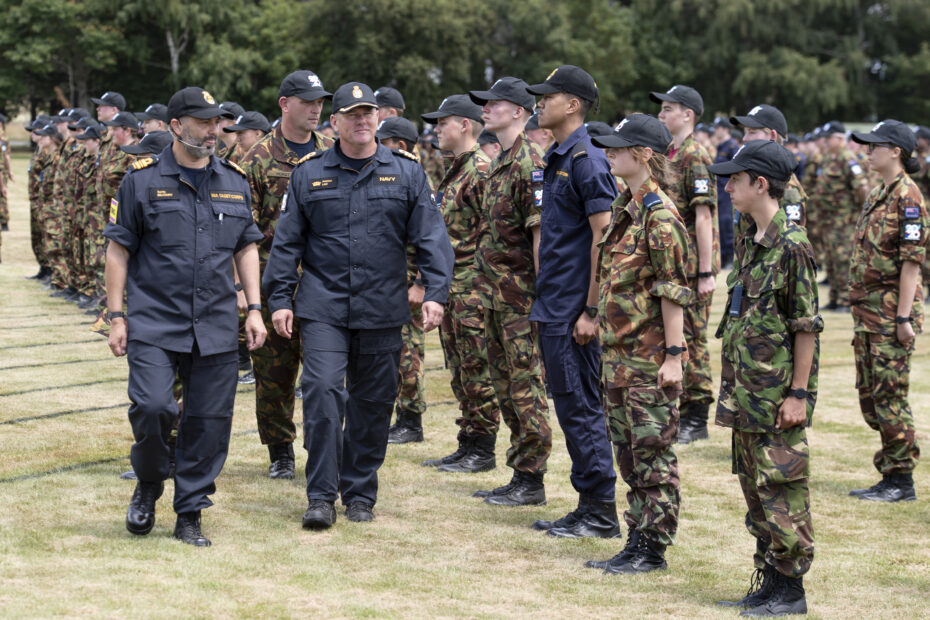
[531,124,617,323]
[262,142,453,329]
[104,146,263,356]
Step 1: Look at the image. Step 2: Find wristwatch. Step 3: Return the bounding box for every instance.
[788,387,809,399]
[108,311,126,320]
[247,304,262,312]
[665,345,686,356]
[583,305,599,318]
[234,282,243,292]
[895,316,912,324]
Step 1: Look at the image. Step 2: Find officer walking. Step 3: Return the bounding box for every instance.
[262,82,453,528]
[104,86,266,547]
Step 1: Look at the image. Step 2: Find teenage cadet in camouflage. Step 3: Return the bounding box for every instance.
[847,121,928,503]
[241,70,334,479]
[47,109,87,298]
[221,111,271,164]
[911,126,930,291]
[72,123,104,307]
[215,101,245,160]
[0,113,10,233]
[651,85,718,443]
[26,116,53,278]
[418,95,500,472]
[136,103,170,135]
[811,121,870,312]
[730,105,808,234]
[33,124,63,280]
[527,66,620,539]
[467,78,552,506]
[585,114,691,575]
[709,141,821,617]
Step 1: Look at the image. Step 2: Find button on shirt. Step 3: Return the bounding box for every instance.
[531,125,617,323]
[262,142,453,329]
[104,146,263,356]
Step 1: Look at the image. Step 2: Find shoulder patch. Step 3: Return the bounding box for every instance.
[222,159,247,177]
[785,203,802,221]
[531,169,544,183]
[903,222,922,242]
[131,156,156,171]
[849,160,863,176]
[297,151,321,165]
[643,192,664,210]
[904,205,921,220]
[694,178,710,195]
[395,148,420,163]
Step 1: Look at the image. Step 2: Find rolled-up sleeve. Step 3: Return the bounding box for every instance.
[647,211,692,306]
[785,246,824,333]
[103,172,141,253]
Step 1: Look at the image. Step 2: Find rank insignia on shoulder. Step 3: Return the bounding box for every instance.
[849,160,863,175]
[694,178,710,195]
[297,151,319,165]
[224,159,247,177]
[395,148,419,162]
[131,157,155,171]
[643,192,664,210]
[572,149,587,159]
[904,206,920,220]
[531,170,544,182]
[109,198,118,223]
[785,203,802,221]
[904,222,922,241]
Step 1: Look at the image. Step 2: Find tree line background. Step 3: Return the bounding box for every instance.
[1,0,929,132]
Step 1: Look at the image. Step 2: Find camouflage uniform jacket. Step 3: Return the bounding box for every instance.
[38,149,60,207]
[811,147,868,215]
[736,173,808,237]
[28,149,52,203]
[716,208,822,433]
[666,133,719,277]
[97,148,134,223]
[849,171,929,336]
[597,178,692,388]
[51,138,82,213]
[242,125,334,265]
[437,144,490,295]
[801,153,820,196]
[473,132,545,313]
[913,151,930,203]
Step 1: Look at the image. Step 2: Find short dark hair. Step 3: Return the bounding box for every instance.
[747,170,787,200]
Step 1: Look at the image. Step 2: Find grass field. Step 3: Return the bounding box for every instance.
[0,152,928,618]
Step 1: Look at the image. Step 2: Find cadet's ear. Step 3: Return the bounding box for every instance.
[756,175,770,194]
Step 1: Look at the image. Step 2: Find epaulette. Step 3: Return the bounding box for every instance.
[643,192,664,210]
[572,148,588,159]
[297,151,321,165]
[131,156,156,171]
[395,148,420,163]
[221,158,247,177]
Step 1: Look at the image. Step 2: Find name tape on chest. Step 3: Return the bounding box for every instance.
[310,177,337,189]
[210,190,246,203]
[904,222,922,242]
[375,175,400,185]
[149,188,179,201]
[694,178,710,195]
[904,206,921,220]
[531,169,544,183]
[785,203,802,221]
[555,170,569,179]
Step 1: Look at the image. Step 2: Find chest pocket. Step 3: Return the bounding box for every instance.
[266,168,291,201]
[367,185,408,234]
[305,189,345,235]
[212,200,252,250]
[740,270,789,339]
[604,222,646,289]
[146,200,188,250]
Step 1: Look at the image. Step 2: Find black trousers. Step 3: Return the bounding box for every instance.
[127,340,238,514]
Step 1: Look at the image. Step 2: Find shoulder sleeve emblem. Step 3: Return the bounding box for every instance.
[131,156,155,171]
[643,192,664,210]
[785,203,802,221]
[903,222,922,242]
[694,178,710,195]
[904,205,921,220]
[531,169,544,183]
[297,151,319,165]
[849,160,863,176]
[395,148,420,162]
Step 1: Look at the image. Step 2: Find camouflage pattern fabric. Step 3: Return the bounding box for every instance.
[67,148,96,294]
[735,173,808,239]
[28,149,52,266]
[605,383,683,546]
[440,144,490,295]
[38,149,60,266]
[913,152,930,286]
[716,208,822,433]
[396,314,426,417]
[733,426,814,577]
[801,153,827,268]
[0,128,9,226]
[48,138,82,288]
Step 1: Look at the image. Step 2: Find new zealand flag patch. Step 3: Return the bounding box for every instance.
[531,170,544,183]
[904,206,920,220]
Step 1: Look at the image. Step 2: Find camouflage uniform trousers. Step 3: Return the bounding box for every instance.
[69,204,87,293]
[30,199,47,268]
[83,198,108,297]
[45,202,70,289]
[852,331,920,474]
[250,302,301,445]
[826,209,856,306]
[396,313,426,417]
[682,279,714,407]
[0,170,8,226]
[733,426,814,578]
[484,307,551,474]
[439,292,500,438]
[605,383,682,546]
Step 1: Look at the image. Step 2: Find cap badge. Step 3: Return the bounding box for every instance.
[667,86,678,94]
[236,115,244,124]
[749,105,763,116]
[202,91,216,105]
[615,118,630,131]
[546,68,558,81]
[872,121,885,132]
[439,97,450,109]
[734,145,746,159]
[308,74,322,88]
[352,85,363,99]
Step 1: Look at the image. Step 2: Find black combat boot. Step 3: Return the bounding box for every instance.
[858,472,916,502]
[174,511,211,547]
[717,565,777,608]
[387,411,424,444]
[532,494,588,531]
[422,436,470,467]
[604,532,667,574]
[268,442,295,479]
[472,471,519,498]
[849,475,890,497]
[49,285,76,298]
[740,573,807,617]
[126,480,164,535]
[438,434,495,473]
[302,500,336,529]
[547,499,621,539]
[678,402,709,444]
[585,527,638,570]
[483,471,545,506]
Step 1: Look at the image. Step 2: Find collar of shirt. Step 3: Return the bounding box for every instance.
[743,207,788,256]
[870,170,907,210]
[493,132,528,170]
[544,124,588,165]
[442,143,481,185]
[621,176,662,227]
[155,145,222,187]
[321,140,393,176]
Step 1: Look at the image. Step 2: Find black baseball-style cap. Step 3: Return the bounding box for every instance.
[75,124,104,141]
[91,91,126,110]
[26,114,51,131]
[422,94,484,124]
[477,129,499,145]
[121,130,173,155]
[590,113,672,153]
[713,116,733,130]
[376,117,419,145]
[278,70,333,101]
[707,139,797,182]
[469,77,536,112]
[821,121,845,136]
[584,121,614,138]
[915,126,930,142]
[35,123,63,140]
[219,101,246,119]
[332,82,378,113]
[167,87,234,121]
[68,116,97,131]
[223,111,272,133]
[525,114,541,130]
[375,87,405,111]
[136,103,169,123]
[649,85,704,116]
[851,119,917,155]
[731,104,788,138]
[102,111,140,129]
[527,65,598,103]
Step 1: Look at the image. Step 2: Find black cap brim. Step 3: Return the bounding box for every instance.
[421,111,451,121]
[590,134,636,149]
[526,83,560,96]
[121,144,154,155]
[91,97,111,106]
[706,160,749,177]
[731,115,765,129]
[292,90,333,101]
[850,131,882,145]
[649,91,674,104]
[468,91,495,105]
[185,108,235,120]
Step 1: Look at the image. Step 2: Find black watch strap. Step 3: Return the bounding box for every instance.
[895,316,912,324]
[697,271,713,278]
[247,304,262,312]
[234,282,243,292]
[665,345,686,356]
[789,387,809,399]
[108,311,125,320]
[584,305,599,318]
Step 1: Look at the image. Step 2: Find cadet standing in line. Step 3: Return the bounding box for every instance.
[585,114,691,575]
[222,111,271,164]
[418,94,499,472]
[526,66,620,538]
[911,126,930,292]
[467,77,553,506]
[525,113,554,151]
[71,122,105,308]
[263,82,453,528]
[215,101,245,159]
[847,121,928,502]
[375,87,405,122]
[136,103,170,135]
[0,112,10,234]
[105,87,266,547]
[241,70,335,479]
[709,141,821,617]
[650,85,718,443]
[26,115,53,279]
[33,122,64,283]
[712,117,739,267]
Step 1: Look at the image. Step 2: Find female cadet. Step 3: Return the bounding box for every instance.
[848,120,929,502]
[584,114,692,575]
